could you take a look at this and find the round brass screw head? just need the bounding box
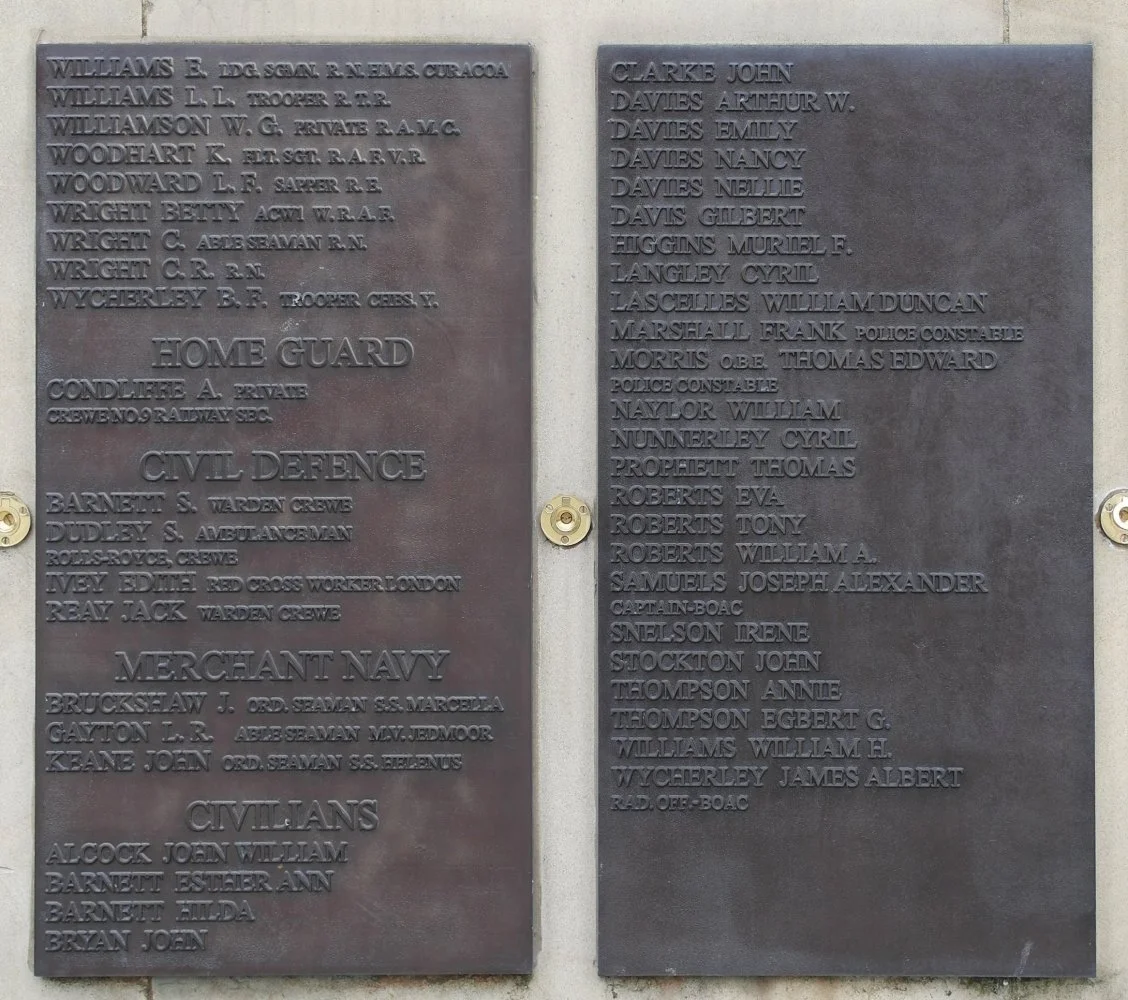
[0,492,31,547]
[540,494,592,547]
[1098,490,1128,545]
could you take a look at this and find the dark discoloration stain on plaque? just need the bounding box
[597,46,1092,977]
[36,43,532,976]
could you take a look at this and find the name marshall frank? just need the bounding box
[114,648,451,682]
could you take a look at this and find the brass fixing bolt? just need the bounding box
[540,494,592,547]
[1098,490,1128,545]
[0,492,31,548]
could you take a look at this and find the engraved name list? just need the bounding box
[597,45,1093,977]
[36,43,533,977]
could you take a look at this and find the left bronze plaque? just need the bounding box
[35,43,532,976]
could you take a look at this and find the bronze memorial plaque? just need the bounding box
[598,46,1093,976]
[36,43,532,976]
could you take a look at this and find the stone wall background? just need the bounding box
[1,1,1120,997]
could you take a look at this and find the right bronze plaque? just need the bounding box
[598,46,1093,977]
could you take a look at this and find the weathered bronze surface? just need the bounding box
[36,43,532,976]
[598,45,1093,977]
